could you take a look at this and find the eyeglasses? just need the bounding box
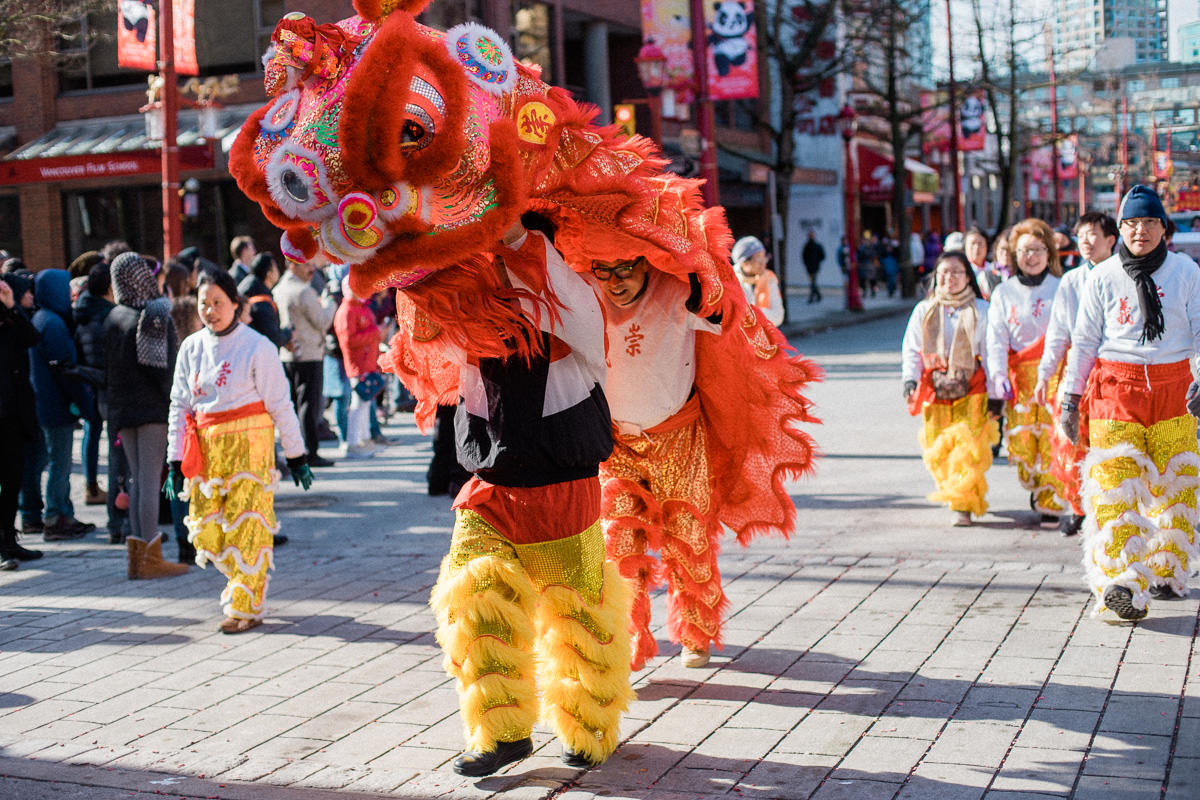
[591,263,638,280]
[1119,218,1162,231]
[1017,247,1048,257]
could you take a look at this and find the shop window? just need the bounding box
[0,196,19,258]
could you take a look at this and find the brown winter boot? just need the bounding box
[140,534,189,579]
[126,537,146,580]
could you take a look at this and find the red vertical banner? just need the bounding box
[173,0,198,76]
[117,0,157,71]
[704,0,758,100]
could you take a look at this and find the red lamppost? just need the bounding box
[839,104,864,312]
[634,39,667,146]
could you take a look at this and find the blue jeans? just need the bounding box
[82,418,101,484]
[42,425,76,523]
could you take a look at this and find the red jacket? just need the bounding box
[334,297,381,379]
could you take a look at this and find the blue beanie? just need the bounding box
[731,236,765,264]
[1118,184,1167,225]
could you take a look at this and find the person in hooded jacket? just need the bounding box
[28,269,96,541]
[0,274,42,568]
[105,253,189,580]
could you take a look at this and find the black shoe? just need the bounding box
[1,528,43,561]
[42,519,91,542]
[1150,584,1187,601]
[273,534,289,547]
[177,538,196,564]
[1059,514,1084,537]
[451,737,533,777]
[308,455,336,468]
[562,747,598,769]
[1103,585,1147,621]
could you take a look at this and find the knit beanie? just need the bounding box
[1117,184,1167,225]
[731,236,766,264]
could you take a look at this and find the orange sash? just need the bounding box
[181,401,268,479]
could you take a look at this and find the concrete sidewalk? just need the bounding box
[0,313,1195,800]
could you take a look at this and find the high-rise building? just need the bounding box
[1054,0,1168,71]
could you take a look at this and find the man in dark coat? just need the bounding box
[0,274,42,566]
[73,263,130,542]
[801,230,825,304]
[238,253,290,349]
[28,270,96,541]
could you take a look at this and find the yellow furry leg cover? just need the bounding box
[430,548,540,753]
[919,395,996,516]
[1144,415,1200,596]
[1079,431,1157,616]
[535,560,636,766]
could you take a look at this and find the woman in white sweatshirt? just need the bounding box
[165,270,313,633]
[985,218,1069,520]
[1060,185,1200,621]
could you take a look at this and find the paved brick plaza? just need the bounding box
[0,310,1196,800]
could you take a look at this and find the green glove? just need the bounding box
[286,456,314,491]
[162,461,184,501]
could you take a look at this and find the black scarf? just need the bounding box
[1119,240,1168,344]
[1016,268,1049,287]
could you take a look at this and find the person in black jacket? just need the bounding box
[237,253,290,350]
[105,253,188,579]
[0,275,42,567]
[73,263,115,509]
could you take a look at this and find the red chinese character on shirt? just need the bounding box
[624,323,644,357]
[215,361,232,387]
[1116,297,1132,325]
[1032,298,1046,319]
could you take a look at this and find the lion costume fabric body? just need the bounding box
[230,0,820,763]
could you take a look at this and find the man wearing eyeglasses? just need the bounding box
[1061,184,1200,621]
[585,248,819,671]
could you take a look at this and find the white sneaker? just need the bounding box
[345,443,376,459]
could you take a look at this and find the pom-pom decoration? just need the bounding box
[445,22,516,96]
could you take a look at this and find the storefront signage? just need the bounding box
[1,145,214,186]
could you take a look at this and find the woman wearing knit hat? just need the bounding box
[104,253,188,580]
[1060,184,1200,621]
[985,218,1070,522]
[732,236,785,326]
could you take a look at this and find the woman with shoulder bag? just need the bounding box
[985,218,1070,522]
[902,251,998,526]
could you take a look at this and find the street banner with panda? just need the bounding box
[705,1,758,100]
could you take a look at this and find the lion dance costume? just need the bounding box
[986,274,1070,516]
[901,289,997,519]
[1063,241,1200,619]
[226,0,812,767]
[580,203,820,671]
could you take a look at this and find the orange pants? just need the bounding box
[601,407,725,670]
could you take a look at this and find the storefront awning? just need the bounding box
[0,104,258,187]
[857,142,938,203]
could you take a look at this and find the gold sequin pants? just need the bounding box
[601,417,726,670]
[185,413,279,621]
[918,391,998,516]
[1082,415,1199,614]
[1007,359,1068,514]
[430,510,635,763]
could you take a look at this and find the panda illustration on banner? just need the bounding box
[708,1,752,78]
